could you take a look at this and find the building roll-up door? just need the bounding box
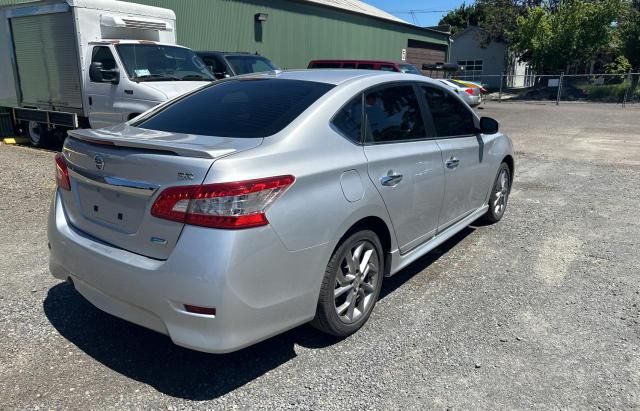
[10,12,83,112]
[406,39,447,77]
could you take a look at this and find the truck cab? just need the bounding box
[0,0,213,147]
[85,41,213,129]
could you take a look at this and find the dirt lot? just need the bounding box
[1,102,639,409]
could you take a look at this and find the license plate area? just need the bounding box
[77,182,147,234]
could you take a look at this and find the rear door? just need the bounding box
[362,83,445,254]
[418,85,487,230]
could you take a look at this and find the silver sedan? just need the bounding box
[48,70,513,353]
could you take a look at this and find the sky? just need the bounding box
[364,0,472,27]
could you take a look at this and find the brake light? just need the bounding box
[54,153,71,191]
[151,175,295,229]
[465,88,475,95]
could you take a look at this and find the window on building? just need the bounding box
[457,59,483,77]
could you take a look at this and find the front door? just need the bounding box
[363,83,445,254]
[419,85,487,230]
[85,46,126,128]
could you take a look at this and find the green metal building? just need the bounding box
[0,0,450,71]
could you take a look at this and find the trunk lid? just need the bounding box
[60,126,263,260]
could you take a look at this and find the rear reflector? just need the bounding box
[465,88,475,95]
[184,304,216,316]
[54,153,71,191]
[151,175,295,229]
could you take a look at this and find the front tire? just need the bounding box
[482,162,511,223]
[311,230,384,337]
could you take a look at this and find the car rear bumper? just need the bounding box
[48,192,328,353]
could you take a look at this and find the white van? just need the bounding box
[0,0,213,146]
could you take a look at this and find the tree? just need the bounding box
[511,0,622,73]
[619,0,640,70]
[438,3,484,35]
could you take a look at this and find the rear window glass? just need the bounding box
[136,79,334,138]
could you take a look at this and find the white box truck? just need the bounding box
[0,0,214,147]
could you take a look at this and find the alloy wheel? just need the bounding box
[333,240,380,324]
[493,168,509,217]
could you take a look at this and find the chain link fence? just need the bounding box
[453,73,640,106]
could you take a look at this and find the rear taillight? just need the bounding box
[151,175,295,229]
[54,153,71,191]
[465,88,475,95]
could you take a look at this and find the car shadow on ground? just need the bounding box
[43,226,476,401]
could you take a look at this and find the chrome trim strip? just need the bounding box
[68,168,159,198]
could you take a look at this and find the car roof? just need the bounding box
[243,69,436,86]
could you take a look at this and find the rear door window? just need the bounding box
[380,65,396,72]
[364,84,426,144]
[420,86,476,137]
[342,62,357,69]
[332,95,363,143]
[136,79,334,138]
[358,63,375,70]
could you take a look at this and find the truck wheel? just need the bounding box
[26,122,51,148]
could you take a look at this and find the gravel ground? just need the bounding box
[1,102,639,409]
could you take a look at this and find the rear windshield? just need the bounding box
[136,79,334,138]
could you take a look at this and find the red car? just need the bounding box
[308,59,422,75]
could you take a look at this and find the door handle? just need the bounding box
[380,171,403,186]
[445,157,460,169]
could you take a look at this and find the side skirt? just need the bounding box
[388,205,489,276]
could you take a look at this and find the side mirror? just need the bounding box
[89,62,103,82]
[479,117,499,134]
[108,68,120,85]
[89,62,120,85]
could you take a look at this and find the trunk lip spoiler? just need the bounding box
[66,129,236,159]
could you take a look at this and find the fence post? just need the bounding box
[499,72,504,103]
[622,70,632,108]
[556,72,564,106]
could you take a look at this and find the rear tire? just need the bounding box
[26,121,51,148]
[311,230,384,337]
[481,162,511,224]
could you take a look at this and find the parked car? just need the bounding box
[49,70,513,353]
[438,79,482,106]
[452,79,488,94]
[197,51,279,79]
[0,0,213,147]
[308,59,422,75]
